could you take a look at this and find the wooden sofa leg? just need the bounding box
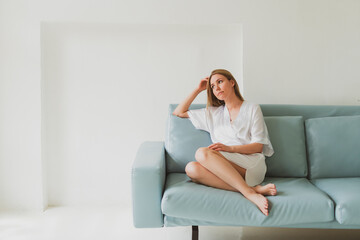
[192,225,199,240]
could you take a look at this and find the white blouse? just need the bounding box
[187,100,274,157]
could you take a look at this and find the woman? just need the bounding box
[172,69,277,216]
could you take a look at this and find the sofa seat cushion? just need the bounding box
[162,173,334,226]
[311,178,360,225]
[305,115,360,179]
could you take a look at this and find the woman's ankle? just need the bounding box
[242,187,257,197]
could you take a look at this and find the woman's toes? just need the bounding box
[269,184,277,196]
[263,208,269,216]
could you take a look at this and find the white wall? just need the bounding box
[1,0,360,210]
[41,22,242,206]
[243,1,360,104]
[0,0,43,210]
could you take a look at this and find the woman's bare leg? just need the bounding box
[185,161,277,195]
[186,161,239,191]
[192,147,271,215]
[227,161,277,196]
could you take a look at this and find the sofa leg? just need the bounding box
[192,225,199,240]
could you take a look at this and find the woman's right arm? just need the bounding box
[172,77,208,118]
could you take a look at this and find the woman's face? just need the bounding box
[209,74,234,101]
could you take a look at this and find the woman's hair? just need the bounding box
[206,69,244,108]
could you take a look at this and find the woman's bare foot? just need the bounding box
[252,183,277,196]
[245,192,269,216]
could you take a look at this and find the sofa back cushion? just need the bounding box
[165,105,308,177]
[264,116,307,177]
[165,105,212,173]
[305,115,360,179]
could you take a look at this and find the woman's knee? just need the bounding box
[195,147,213,163]
[195,147,220,164]
[185,161,202,180]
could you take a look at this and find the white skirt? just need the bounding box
[219,151,267,187]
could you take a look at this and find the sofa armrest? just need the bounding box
[132,141,166,228]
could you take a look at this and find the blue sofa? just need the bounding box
[132,104,360,239]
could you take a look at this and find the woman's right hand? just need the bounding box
[197,77,209,92]
[173,76,209,118]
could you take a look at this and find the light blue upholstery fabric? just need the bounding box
[264,116,307,177]
[311,178,360,225]
[260,104,360,120]
[305,115,360,179]
[165,105,212,173]
[132,141,166,228]
[161,173,334,226]
[133,104,360,230]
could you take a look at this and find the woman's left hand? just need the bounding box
[208,143,233,152]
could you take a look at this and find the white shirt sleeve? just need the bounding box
[187,108,210,132]
[249,104,271,146]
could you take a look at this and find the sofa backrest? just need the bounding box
[165,103,360,178]
[305,115,360,179]
[165,104,212,173]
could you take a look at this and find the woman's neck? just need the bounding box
[225,96,243,111]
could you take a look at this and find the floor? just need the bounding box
[1,206,360,240]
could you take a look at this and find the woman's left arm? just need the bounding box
[208,142,263,154]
